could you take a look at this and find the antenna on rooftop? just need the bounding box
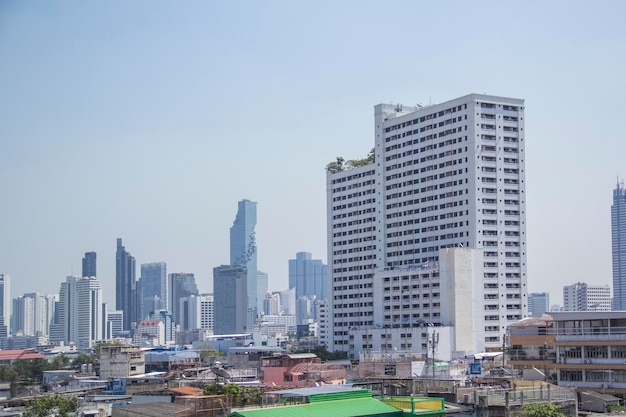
[394,103,403,113]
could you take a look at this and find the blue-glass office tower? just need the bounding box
[116,238,137,330]
[139,262,167,320]
[613,180,626,310]
[230,199,264,328]
[168,273,198,326]
[289,252,327,300]
[82,252,97,278]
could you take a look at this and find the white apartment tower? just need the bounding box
[563,282,611,311]
[327,94,527,354]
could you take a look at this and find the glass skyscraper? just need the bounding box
[230,199,262,328]
[82,252,97,278]
[612,180,626,310]
[116,238,136,330]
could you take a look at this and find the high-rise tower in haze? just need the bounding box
[49,276,104,349]
[82,252,97,278]
[0,274,9,341]
[327,94,527,354]
[168,273,198,326]
[139,262,167,320]
[613,180,626,310]
[230,199,264,328]
[116,238,137,330]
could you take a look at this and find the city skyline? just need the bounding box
[2,2,626,305]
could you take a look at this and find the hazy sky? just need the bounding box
[1,1,625,306]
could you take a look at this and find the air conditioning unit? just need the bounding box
[584,359,591,365]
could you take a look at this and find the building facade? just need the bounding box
[613,180,626,310]
[168,272,198,326]
[115,238,137,330]
[82,252,97,278]
[563,282,611,312]
[49,276,104,349]
[327,94,527,354]
[139,262,167,320]
[0,274,10,340]
[213,265,248,334]
[289,252,328,301]
[528,292,550,317]
[508,312,626,397]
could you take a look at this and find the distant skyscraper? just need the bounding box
[613,180,626,310]
[82,252,97,278]
[563,282,611,311]
[181,294,214,332]
[0,274,10,340]
[168,273,198,325]
[230,199,261,328]
[213,265,248,334]
[139,262,167,320]
[528,292,550,317]
[49,276,104,349]
[289,252,327,300]
[116,238,137,330]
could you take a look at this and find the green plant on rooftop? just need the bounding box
[520,403,566,417]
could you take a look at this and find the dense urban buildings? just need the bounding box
[115,238,137,330]
[138,262,167,320]
[82,251,97,278]
[326,94,527,355]
[613,180,626,310]
[528,292,550,317]
[563,282,611,311]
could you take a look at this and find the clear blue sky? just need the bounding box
[1,1,625,306]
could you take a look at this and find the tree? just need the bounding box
[520,403,566,417]
[70,353,96,370]
[23,394,81,417]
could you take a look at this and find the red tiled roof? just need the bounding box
[0,349,44,361]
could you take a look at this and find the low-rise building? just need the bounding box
[99,345,145,379]
[507,311,626,398]
[260,353,346,387]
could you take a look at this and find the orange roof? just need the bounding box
[0,349,44,361]
[169,386,204,396]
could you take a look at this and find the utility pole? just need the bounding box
[429,330,439,379]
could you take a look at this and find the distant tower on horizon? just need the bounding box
[528,292,550,317]
[230,199,265,328]
[82,252,97,278]
[289,252,328,301]
[564,282,611,311]
[0,274,10,342]
[613,179,626,310]
[168,272,198,326]
[116,238,137,330]
[49,276,104,349]
[139,262,167,320]
[213,265,248,334]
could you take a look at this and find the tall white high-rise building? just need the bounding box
[183,294,214,332]
[50,276,104,349]
[327,94,527,354]
[563,282,611,311]
[11,293,56,337]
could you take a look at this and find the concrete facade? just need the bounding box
[327,94,527,355]
[99,345,146,379]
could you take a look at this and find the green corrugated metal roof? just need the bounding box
[229,397,403,417]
